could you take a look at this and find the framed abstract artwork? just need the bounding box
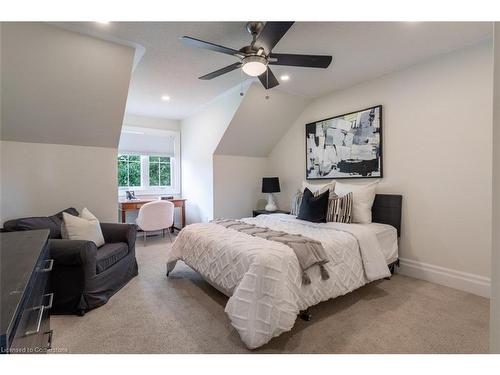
[305,105,383,179]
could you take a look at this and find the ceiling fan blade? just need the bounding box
[254,22,294,53]
[199,62,242,80]
[269,53,332,68]
[181,36,244,58]
[258,68,279,89]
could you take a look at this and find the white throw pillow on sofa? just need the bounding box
[334,181,379,224]
[62,208,105,247]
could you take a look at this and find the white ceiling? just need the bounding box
[55,22,492,120]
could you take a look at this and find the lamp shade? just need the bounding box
[262,177,280,193]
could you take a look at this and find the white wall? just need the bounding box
[181,86,245,223]
[268,43,493,294]
[491,23,500,353]
[210,83,310,219]
[0,23,134,223]
[0,141,117,222]
[213,155,268,219]
[123,113,180,131]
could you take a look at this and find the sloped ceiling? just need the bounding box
[215,83,310,157]
[53,22,491,119]
[0,22,135,148]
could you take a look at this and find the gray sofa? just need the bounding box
[3,208,138,315]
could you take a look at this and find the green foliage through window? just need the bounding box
[149,156,171,186]
[118,154,172,188]
[118,155,141,187]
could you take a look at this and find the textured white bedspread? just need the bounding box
[166,214,391,349]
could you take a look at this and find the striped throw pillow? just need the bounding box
[291,189,352,223]
[290,190,303,215]
[326,192,353,223]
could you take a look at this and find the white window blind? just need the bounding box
[118,127,176,157]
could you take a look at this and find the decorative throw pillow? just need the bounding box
[62,207,105,247]
[334,181,378,224]
[297,188,330,223]
[326,192,353,223]
[291,181,336,216]
[301,180,335,194]
[290,189,303,216]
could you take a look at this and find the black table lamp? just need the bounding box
[262,177,280,211]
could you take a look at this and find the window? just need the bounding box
[117,154,174,190]
[118,127,180,195]
[118,155,141,187]
[149,156,171,187]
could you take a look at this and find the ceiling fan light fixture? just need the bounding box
[181,22,331,91]
[241,55,268,77]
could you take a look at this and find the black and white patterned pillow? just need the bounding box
[326,192,353,223]
[291,190,352,223]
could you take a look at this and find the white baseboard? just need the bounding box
[396,258,490,298]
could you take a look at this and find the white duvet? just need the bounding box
[166,214,391,349]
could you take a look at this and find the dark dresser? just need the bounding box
[1,229,53,354]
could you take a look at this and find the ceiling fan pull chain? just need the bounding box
[240,69,244,96]
[265,69,270,100]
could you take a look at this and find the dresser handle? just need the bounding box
[45,329,53,350]
[41,259,54,272]
[25,305,45,336]
[43,292,54,309]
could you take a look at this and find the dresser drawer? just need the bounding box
[9,246,52,354]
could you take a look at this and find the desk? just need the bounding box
[118,198,187,230]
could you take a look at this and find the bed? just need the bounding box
[166,194,402,349]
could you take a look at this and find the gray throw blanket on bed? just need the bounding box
[213,219,330,285]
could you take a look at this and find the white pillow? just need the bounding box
[301,180,335,195]
[62,208,105,247]
[334,181,379,224]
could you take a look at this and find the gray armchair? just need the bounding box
[3,208,138,315]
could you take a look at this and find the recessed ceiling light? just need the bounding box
[161,95,171,102]
[96,21,110,25]
[280,75,290,81]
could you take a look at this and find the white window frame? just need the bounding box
[118,154,143,189]
[146,155,172,188]
[118,127,181,196]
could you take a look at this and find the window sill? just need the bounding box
[118,188,180,197]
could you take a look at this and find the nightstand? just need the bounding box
[252,209,290,217]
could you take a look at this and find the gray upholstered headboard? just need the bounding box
[371,194,403,237]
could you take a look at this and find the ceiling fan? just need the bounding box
[180,22,333,90]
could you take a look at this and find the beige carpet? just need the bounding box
[50,235,489,353]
